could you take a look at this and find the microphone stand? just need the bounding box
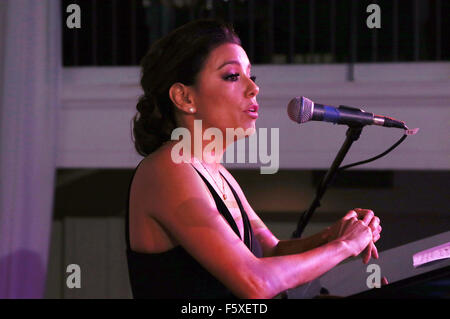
[292,125,363,238]
[285,125,363,299]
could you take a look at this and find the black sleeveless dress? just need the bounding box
[125,163,263,299]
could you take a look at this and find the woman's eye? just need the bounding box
[224,73,240,81]
[224,73,257,83]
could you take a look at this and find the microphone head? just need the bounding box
[287,96,314,124]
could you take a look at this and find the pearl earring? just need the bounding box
[189,107,196,113]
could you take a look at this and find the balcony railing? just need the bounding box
[62,0,448,67]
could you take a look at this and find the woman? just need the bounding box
[126,19,382,299]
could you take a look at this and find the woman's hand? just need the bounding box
[352,208,382,264]
[323,208,382,263]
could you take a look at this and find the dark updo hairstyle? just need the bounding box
[132,19,241,156]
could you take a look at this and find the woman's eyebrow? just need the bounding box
[217,60,251,71]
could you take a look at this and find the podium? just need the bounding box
[287,231,450,298]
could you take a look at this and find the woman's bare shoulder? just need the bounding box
[133,142,212,214]
[137,142,187,180]
[131,143,186,204]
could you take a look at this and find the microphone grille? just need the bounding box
[287,96,314,124]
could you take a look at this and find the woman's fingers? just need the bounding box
[362,211,374,226]
[354,208,374,225]
[369,216,380,232]
[362,226,374,264]
[343,210,358,220]
[371,225,382,243]
[371,242,379,259]
[373,232,381,243]
[354,208,382,244]
[361,242,380,264]
[362,245,371,264]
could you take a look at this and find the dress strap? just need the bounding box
[125,159,145,251]
[220,173,253,251]
[192,166,252,250]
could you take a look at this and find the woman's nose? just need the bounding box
[246,77,259,98]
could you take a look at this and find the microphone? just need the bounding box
[287,96,407,129]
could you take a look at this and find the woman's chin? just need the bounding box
[244,126,256,137]
[223,125,255,143]
[238,123,256,138]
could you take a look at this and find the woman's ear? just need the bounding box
[169,83,196,114]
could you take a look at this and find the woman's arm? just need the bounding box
[270,231,329,256]
[255,235,355,297]
[252,210,380,259]
[220,168,381,260]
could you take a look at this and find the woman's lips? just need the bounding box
[245,104,259,119]
[245,110,259,119]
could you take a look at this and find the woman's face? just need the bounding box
[191,43,260,137]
